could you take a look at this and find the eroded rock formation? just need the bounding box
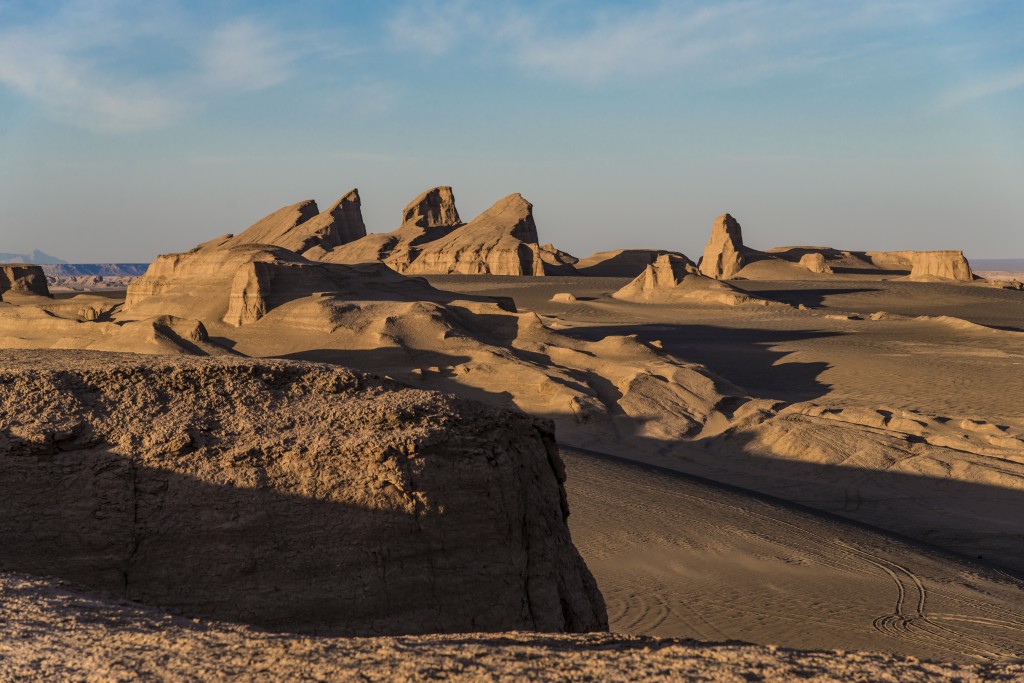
[226,190,368,257]
[799,252,833,274]
[698,214,746,280]
[0,350,607,636]
[123,240,422,327]
[405,194,551,276]
[0,264,50,298]
[614,253,755,306]
[868,250,974,282]
[318,188,576,276]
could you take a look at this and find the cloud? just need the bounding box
[201,19,294,93]
[940,66,1024,109]
[386,0,981,85]
[0,1,301,132]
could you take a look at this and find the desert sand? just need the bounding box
[1,192,1023,678]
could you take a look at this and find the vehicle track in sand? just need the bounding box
[562,447,1024,663]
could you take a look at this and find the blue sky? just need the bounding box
[0,0,1022,262]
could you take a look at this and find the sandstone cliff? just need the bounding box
[0,350,607,636]
[698,214,746,280]
[0,264,50,298]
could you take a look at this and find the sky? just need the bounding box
[0,0,1022,262]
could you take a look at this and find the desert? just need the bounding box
[2,181,1024,680]
[3,3,1024,680]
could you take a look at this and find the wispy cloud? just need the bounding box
[940,65,1024,108]
[387,0,981,84]
[0,1,305,132]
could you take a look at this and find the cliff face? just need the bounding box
[0,264,50,298]
[0,351,607,636]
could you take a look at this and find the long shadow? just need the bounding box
[733,286,883,308]
[558,323,840,402]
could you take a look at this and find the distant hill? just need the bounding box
[0,249,66,264]
[42,264,150,277]
[972,258,1024,271]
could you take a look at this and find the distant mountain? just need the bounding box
[0,249,67,264]
[42,264,150,277]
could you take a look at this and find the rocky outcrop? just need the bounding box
[799,252,833,274]
[614,253,755,306]
[226,190,368,257]
[319,186,464,269]
[123,240,424,327]
[403,186,462,229]
[866,250,974,282]
[318,188,575,276]
[698,214,746,280]
[0,351,607,636]
[0,264,50,298]
[404,194,563,276]
[575,250,684,277]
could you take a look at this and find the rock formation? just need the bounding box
[692,213,975,283]
[575,250,685,278]
[404,194,551,276]
[317,188,576,276]
[226,190,368,257]
[124,240,436,327]
[318,186,464,270]
[0,350,607,636]
[614,253,755,306]
[798,252,833,274]
[0,264,50,298]
[698,214,746,280]
[867,250,974,282]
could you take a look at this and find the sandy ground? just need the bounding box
[562,449,1024,663]
[5,272,1024,676]
[1,570,1021,682]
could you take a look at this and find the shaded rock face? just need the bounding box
[0,351,607,636]
[614,254,754,306]
[402,186,462,229]
[698,214,746,280]
[0,264,50,298]
[799,252,833,274]
[228,190,368,257]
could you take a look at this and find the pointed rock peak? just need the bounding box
[402,186,461,228]
[470,193,538,243]
[230,199,320,247]
[324,188,360,214]
[713,213,744,245]
[699,213,746,280]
